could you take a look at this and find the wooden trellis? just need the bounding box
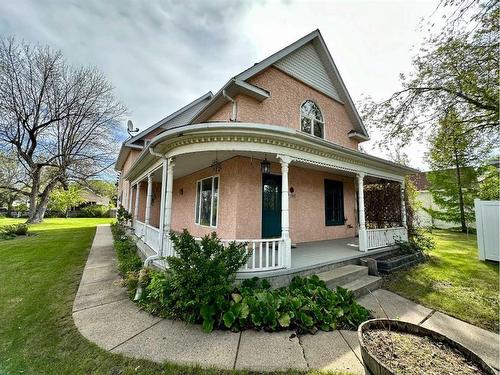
[364,180,402,229]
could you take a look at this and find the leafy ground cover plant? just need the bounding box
[133,229,370,334]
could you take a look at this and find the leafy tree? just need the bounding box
[48,185,84,217]
[478,165,500,200]
[0,38,125,223]
[86,180,117,203]
[362,0,498,151]
[425,168,479,231]
[426,111,493,232]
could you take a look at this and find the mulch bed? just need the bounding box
[363,329,487,375]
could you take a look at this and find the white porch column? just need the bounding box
[158,158,168,255]
[160,158,175,256]
[127,183,133,212]
[133,182,141,222]
[145,174,153,226]
[278,155,293,268]
[357,173,368,252]
[164,158,175,232]
[400,179,407,228]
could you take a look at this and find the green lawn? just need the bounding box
[0,218,350,375]
[384,230,499,332]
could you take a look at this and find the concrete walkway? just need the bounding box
[73,225,500,373]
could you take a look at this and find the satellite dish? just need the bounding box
[126,120,139,138]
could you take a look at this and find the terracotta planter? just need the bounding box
[358,319,496,375]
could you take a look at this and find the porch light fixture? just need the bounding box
[211,151,222,173]
[260,155,271,174]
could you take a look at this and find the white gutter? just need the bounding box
[222,89,237,121]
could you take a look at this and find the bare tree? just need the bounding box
[0,151,27,216]
[0,38,125,223]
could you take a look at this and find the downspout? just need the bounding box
[222,89,237,122]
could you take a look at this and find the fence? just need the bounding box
[474,199,499,261]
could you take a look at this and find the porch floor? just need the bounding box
[291,237,392,271]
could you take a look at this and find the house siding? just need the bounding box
[273,42,341,101]
[207,67,359,150]
[118,149,141,210]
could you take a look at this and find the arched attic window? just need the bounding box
[300,100,324,138]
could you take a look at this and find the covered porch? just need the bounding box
[121,123,412,275]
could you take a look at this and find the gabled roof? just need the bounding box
[191,29,369,139]
[115,92,212,171]
[127,91,213,146]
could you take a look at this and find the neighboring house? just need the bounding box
[115,30,416,279]
[79,189,110,207]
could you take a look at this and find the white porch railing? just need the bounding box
[132,221,288,272]
[225,238,286,273]
[366,227,407,250]
[144,224,160,252]
[134,220,146,239]
[133,220,161,253]
[159,236,286,272]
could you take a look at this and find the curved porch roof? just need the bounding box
[123,122,418,183]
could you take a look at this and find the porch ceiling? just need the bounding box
[171,151,275,179]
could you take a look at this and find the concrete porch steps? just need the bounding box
[316,265,382,298]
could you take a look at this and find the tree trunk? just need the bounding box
[27,168,41,221]
[454,150,467,233]
[26,174,59,224]
[6,198,13,217]
[28,190,51,223]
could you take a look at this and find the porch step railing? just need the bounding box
[366,227,407,250]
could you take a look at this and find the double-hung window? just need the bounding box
[195,176,219,227]
[324,179,344,226]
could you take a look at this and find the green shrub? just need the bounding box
[111,222,142,274]
[162,230,249,331]
[136,230,370,334]
[78,204,109,218]
[117,206,132,225]
[0,223,30,236]
[397,228,435,255]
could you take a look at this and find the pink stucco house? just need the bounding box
[115,30,415,281]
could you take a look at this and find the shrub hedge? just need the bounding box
[110,223,143,275]
[0,223,30,239]
[110,224,371,334]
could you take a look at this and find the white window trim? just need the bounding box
[194,175,220,228]
[300,100,325,139]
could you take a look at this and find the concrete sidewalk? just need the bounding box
[73,225,499,373]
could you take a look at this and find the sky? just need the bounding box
[0,0,440,170]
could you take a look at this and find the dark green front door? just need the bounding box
[262,174,282,238]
